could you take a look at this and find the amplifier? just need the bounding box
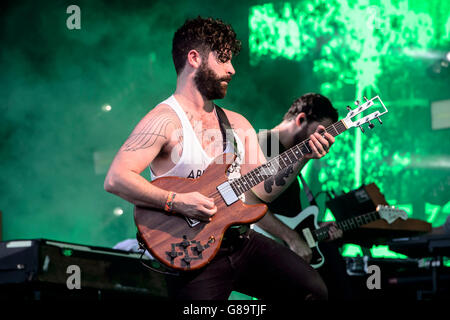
[326,183,388,220]
[0,238,168,300]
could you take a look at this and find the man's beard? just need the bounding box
[194,62,231,100]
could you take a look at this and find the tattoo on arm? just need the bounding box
[263,164,295,193]
[122,108,180,152]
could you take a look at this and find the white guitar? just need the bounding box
[252,205,408,268]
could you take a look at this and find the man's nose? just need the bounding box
[226,61,235,76]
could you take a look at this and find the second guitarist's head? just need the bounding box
[279,93,338,149]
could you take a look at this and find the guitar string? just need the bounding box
[205,121,346,200]
[230,121,345,196]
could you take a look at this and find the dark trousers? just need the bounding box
[165,229,328,300]
[317,241,354,301]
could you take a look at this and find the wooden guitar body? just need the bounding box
[134,154,268,271]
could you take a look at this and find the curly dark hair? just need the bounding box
[172,16,242,75]
[283,93,338,123]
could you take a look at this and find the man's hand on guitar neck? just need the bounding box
[320,221,343,241]
[249,125,335,204]
[173,192,217,222]
[303,125,335,160]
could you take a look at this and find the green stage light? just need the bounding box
[249,0,450,260]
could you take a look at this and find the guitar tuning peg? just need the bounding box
[355,100,360,106]
[346,105,352,111]
[359,125,365,133]
[376,116,383,125]
[368,120,374,129]
[363,96,368,102]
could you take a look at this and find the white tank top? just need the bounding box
[149,95,245,184]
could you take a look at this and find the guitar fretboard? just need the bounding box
[229,120,347,196]
[313,210,381,242]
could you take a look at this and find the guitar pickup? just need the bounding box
[217,181,239,205]
[302,228,317,248]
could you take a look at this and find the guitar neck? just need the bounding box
[229,120,348,196]
[313,210,381,242]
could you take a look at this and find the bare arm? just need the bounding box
[258,211,313,262]
[104,105,176,208]
[234,113,334,203]
[104,104,216,221]
[243,188,312,262]
[252,127,334,203]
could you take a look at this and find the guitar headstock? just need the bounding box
[342,96,388,133]
[377,205,408,224]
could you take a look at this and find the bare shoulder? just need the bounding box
[121,103,180,152]
[145,103,177,119]
[132,103,180,132]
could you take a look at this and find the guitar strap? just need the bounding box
[214,105,250,235]
[298,174,318,206]
[214,105,238,153]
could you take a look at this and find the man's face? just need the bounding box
[293,117,333,145]
[194,51,235,100]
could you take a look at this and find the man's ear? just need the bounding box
[295,113,306,127]
[187,49,203,69]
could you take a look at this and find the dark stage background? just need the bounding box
[1,0,449,268]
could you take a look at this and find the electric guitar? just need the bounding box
[252,205,408,268]
[134,96,388,271]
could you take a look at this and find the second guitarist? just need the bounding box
[254,93,353,301]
